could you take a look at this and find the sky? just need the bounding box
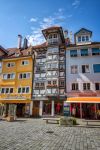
[0,0,100,48]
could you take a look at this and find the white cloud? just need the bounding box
[30,18,37,22]
[67,14,73,18]
[72,0,80,8]
[28,8,68,46]
[58,8,64,12]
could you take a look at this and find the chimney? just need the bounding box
[18,34,22,49]
[23,37,28,49]
[64,30,68,39]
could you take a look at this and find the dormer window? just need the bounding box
[75,28,92,45]
[86,36,89,41]
[82,36,85,42]
[78,36,90,43]
[78,36,81,42]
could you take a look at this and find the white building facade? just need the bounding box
[66,28,100,119]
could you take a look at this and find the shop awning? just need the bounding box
[66,97,100,103]
[0,99,31,104]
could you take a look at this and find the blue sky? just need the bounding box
[0,0,100,48]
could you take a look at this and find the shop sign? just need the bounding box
[63,101,70,117]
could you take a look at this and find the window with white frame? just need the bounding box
[95,83,100,90]
[3,73,15,79]
[72,83,78,90]
[60,64,65,70]
[21,60,29,65]
[92,48,100,55]
[60,80,65,87]
[60,72,65,77]
[47,71,58,76]
[19,73,31,79]
[1,88,13,94]
[82,65,90,73]
[7,62,15,68]
[40,90,45,95]
[78,35,90,42]
[59,89,64,94]
[18,87,30,93]
[83,83,90,90]
[71,65,78,74]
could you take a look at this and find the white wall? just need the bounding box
[66,49,100,93]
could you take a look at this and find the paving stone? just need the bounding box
[0,118,100,150]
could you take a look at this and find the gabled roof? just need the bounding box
[74,28,92,37]
[42,26,65,43]
[0,45,8,54]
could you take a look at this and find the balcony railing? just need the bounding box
[46,84,58,88]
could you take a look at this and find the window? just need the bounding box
[71,65,78,74]
[7,62,15,68]
[35,83,39,87]
[3,73,15,79]
[59,89,64,94]
[78,36,89,42]
[53,80,57,85]
[78,36,81,42]
[83,83,90,90]
[86,36,89,41]
[72,83,78,90]
[70,50,77,57]
[60,64,65,70]
[47,47,59,53]
[18,87,30,93]
[60,57,64,61]
[60,72,64,77]
[21,60,29,65]
[47,89,52,94]
[40,90,45,95]
[95,83,100,90]
[48,81,51,85]
[15,53,19,57]
[82,65,90,73]
[93,64,100,73]
[82,36,85,42]
[92,48,100,55]
[18,88,21,93]
[1,88,13,94]
[53,34,57,38]
[60,81,65,87]
[81,49,88,56]
[19,73,31,79]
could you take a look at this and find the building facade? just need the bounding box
[32,26,66,117]
[0,37,34,118]
[66,28,100,119]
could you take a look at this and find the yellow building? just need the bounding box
[0,46,34,118]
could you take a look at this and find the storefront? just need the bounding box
[0,99,31,119]
[67,97,100,119]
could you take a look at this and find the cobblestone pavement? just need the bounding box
[0,118,100,150]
